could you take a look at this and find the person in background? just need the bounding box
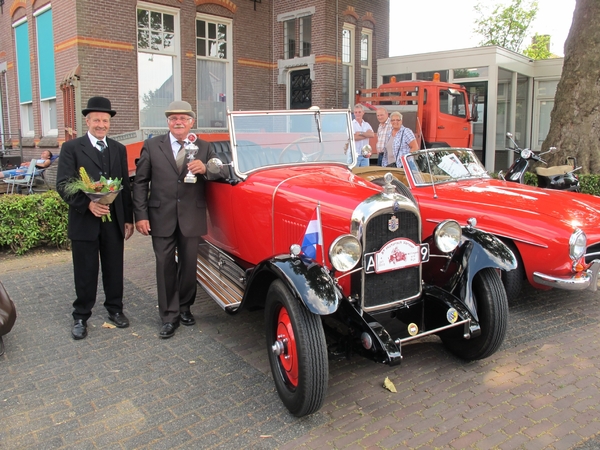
[375,107,392,166]
[56,96,134,340]
[381,111,419,168]
[351,104,374,167]
[133,101,221,339]
[0,150,53,178]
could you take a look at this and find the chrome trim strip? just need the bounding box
[395,319,471,345]
[532,260,600,292]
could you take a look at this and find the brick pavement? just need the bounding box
[1,233,600,449]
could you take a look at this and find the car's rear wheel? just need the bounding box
[265,279,328,417]
[441,268,508,360]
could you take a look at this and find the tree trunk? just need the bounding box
[544,0,600,174]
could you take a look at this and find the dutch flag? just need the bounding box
[301,205,323,260]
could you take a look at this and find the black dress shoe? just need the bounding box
[108,312,130,328]
[159,322,179,339]
[72,319,87,340]
[180,311,196,326]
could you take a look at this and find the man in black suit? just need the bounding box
[133,101,219,338]
[57,97,134,340]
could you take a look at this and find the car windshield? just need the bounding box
[404,148,490,186]
[228,109,354,176]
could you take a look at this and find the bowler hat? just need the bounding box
[164,100,196,119]
[82,96,117,117]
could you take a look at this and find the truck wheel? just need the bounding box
[265,279,328,417]
[500,240,524,302]
[441,268,508,360]
[371,177,417,204]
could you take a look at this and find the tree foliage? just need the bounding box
[543,0,600,174]
[474,0,538,52]
[523,33,552,60]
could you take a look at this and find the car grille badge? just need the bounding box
[388,215,399,232]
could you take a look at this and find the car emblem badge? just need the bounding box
[408,323,418,336]
[388,215,399,232]
[393,200,401,212]
[446,308,458,324]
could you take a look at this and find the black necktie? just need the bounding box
[176,140,186,171]
[97,140,106,152]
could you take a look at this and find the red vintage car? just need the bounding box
[200,108,515,417]
[354,148,600,300]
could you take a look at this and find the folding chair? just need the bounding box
[3,160,37,194]
[31,154,59,192]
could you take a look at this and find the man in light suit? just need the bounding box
[133,101,219,338]
[56,96,134,340]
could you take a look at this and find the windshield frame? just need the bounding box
[227,108,356,180]
[403,148,491,187]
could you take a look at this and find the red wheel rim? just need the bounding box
[275,305,298,387]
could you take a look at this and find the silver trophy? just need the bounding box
[183,141,198,183]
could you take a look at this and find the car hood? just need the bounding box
[414,178,600,238]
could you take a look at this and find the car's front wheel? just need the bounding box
[441,268,508,360]
[265,279,328,417]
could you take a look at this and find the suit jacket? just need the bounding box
[56,134,133,240]
[132,133,218,237]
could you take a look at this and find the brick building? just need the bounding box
[0,0,389,185]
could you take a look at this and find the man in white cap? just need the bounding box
[133,100,220,338]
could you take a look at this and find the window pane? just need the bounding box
[417,70,448,82]
[197,38,206,56]
[537,100,554,146]
[538,80,558,97]
[196,59,227,128]
[151,31,162,50]
[285,20,296,59]
[138,30,149,49]
[342,29,351,63]
[137,9,148,29]
[208,22,216,40]
[163,14,174,33]
[150,11,162,31]
[218,23,226,41]
[197,20,206,38]
[301,17,311,57]
[49,99,57,130]
[361,33,369,66]
[341,65,350,109]
[138,52,174,128]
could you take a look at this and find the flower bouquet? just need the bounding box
[61,167,122,222]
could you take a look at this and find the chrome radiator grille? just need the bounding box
[361,211,421,310]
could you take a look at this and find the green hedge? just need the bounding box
[0,191,69,255]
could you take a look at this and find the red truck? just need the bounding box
[355,73,478,150]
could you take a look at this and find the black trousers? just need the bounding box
[71,218,124,321]
[151,224,198,324]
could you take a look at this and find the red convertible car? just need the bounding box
[354,148,600,299]
[198,108,515,417]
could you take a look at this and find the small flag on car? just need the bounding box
[301,205,323,260]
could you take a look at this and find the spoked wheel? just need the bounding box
[265,280,328,417]
[441,268,508,360]
[278,136,325,163]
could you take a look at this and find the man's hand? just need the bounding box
[124,223,134,240]
[135,220,151,236]
[187,159,207,175]
[88,201,110,217]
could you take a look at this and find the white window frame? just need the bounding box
[284,19,295,59]
[195,13,233,129]
[342,23,355,109]
[532,78,559,151]
[136,1,181,129]
[299,16,311,58]
[360,28,372,90]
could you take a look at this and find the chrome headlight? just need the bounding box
[329,234,362,272]
[569,229,586,260]
[434,220,462,253]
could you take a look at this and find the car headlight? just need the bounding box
[569,228,586,260]
[434,220,462,253]
[329,235,362,272]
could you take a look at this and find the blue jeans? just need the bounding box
[377,153,384,166]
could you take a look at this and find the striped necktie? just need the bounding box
[176,140,186,171]
[97,140,106,152]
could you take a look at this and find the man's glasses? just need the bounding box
[390,119,402,122]
[167,116,193,123]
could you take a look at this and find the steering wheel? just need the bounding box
[278,136,325,163]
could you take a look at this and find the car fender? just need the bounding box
[244,255,340,315]
[425,227,516,319]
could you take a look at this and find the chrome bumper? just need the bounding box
[533,260,600,291]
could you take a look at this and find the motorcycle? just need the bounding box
[499,132,581,192]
